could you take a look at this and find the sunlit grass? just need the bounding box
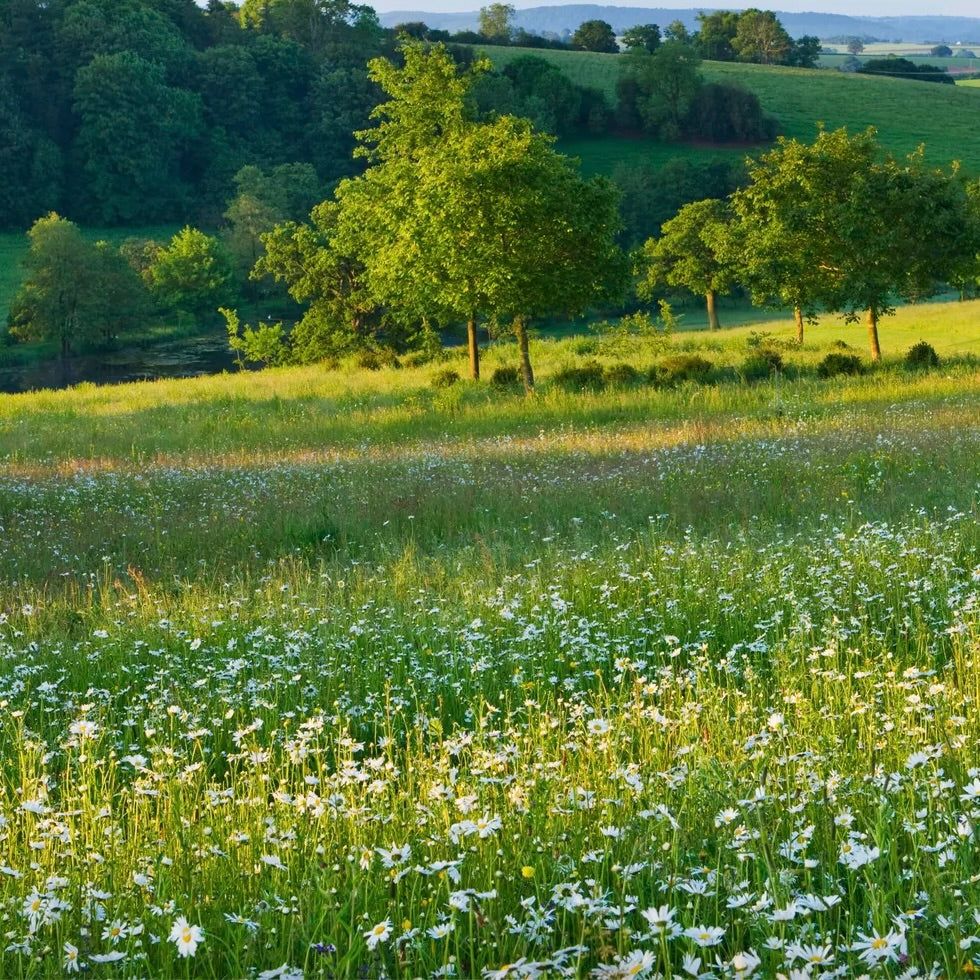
[0,324,977,977]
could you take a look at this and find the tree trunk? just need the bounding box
[866,307,882,362]
[794,306,804,345]
[467,317,480,380]
[513,315,534,394]
[706,290,720,331]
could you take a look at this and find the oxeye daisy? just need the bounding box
[169,916,204,957]
[364,918,391,950]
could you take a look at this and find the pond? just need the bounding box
[0,332,240,394]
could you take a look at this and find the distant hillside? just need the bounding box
[481,46,980,176]
[379,6,980,43]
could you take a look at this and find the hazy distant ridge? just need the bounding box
[379,7,980,43]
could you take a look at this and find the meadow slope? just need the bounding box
[0,326,977,977]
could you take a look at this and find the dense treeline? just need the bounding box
[0,0,391,229]
[0,0,813,232]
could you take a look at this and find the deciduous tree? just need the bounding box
[478,3,514,42]
[144,227,235,323]
[571,19,618,53]
[621,24,661,53]
[640,199,735,330]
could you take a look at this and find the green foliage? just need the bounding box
[618,41,702,140]
[640,198,736,331]
[255,202,380,360]
[72,51,202,224]
[490,364,521,387]
[739,344,784,382]
[731,9,792,65]
[860,57,954,84]
[144,227,235,322]
[817,351,864,377]
[603,361,641,385]
[726,126,980,358]
[905,339,940,369]
[551,359,607,390]
[8,213,146,356]
[430,366,460,388]
[0,77,63,230]
[222,307,290,367]
[332,41,627,387]
[684,81,779,143]
[621,24,661,54]
[612,157,745,250]
[590,309,672,357]
[478,3,514,41]
[650,352,713,384]
[570,19,618,54]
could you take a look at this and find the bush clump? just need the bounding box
[649,354,713,386]
[490,365,521,388]
[817,351,864,378]
[430,367,460,388]
[739,346,784,382]
[357,348,401,370]
[604,362,642,386]
[552,360,607,391]
[905,340,940,369]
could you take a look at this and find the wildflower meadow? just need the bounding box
[0,340,978,978]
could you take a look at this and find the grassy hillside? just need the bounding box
[483,46,980,172]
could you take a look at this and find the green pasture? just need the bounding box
[485,45,980,172]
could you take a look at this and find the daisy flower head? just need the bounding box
[849,928,906,966]
[364,918,392,950]
[169,916,204,957]
[69,719,99,740]
[63,942,81,974]
[591,949,657,977]
[684,924,726,947]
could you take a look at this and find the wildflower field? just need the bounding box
[0,332,978,979]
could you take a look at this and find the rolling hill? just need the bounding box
[380,7,980,44]
[481,46,980,174]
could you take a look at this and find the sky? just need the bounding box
[371,0,980,17]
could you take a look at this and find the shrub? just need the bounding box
[552,360,607,391]
[905,340,940,369]
[817,352,864,378]
[431,367,460,388]
[649,354,713,386]
[739,346,784,383]
[490,365,521,388]
[356,348,402,371]
[356,350,381,371]
[604,362,642,386]
[571,338,600,356]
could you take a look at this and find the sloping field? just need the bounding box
[483,46,980,171]
[0,337,977,977]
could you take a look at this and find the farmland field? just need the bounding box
[0,319,978,977]
[482,46,980,174]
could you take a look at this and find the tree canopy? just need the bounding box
[726,126,980,356]
[256,41,627,385]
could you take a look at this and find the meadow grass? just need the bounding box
[0,316,978,976]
